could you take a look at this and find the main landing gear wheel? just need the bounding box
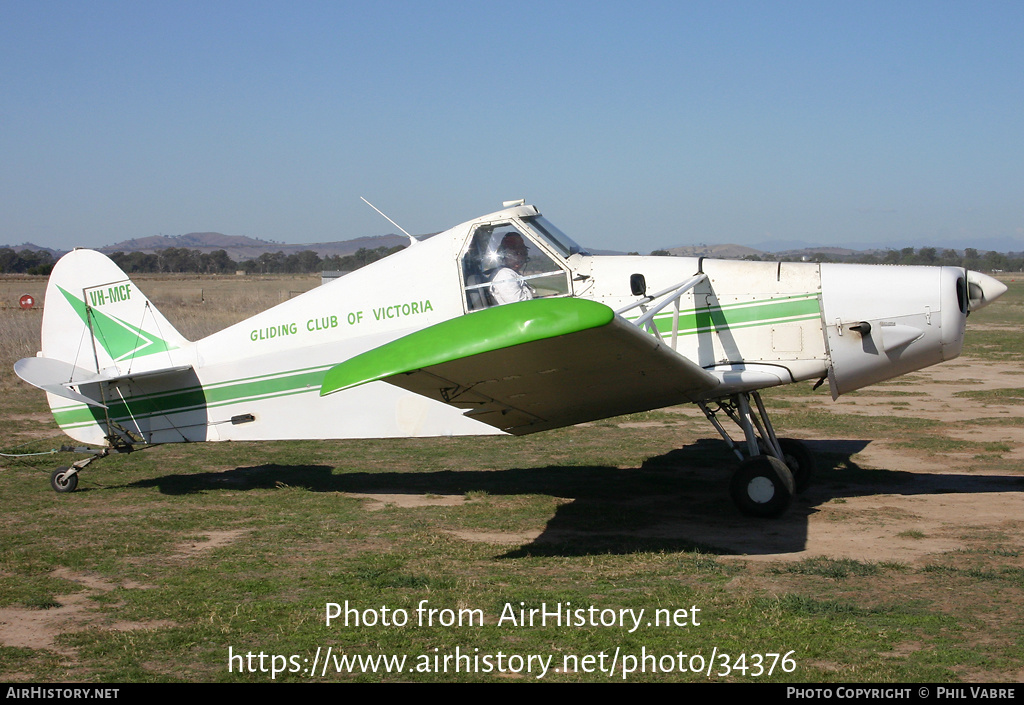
[50,467,79,493]
[778,438,815,494]
[730,456,794,518]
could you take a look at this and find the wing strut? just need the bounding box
[615,272,708,351]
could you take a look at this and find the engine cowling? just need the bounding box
[820,265,1005,398]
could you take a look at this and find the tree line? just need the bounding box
[2,243,1020,275]
[0,245,405,275]
[647,246,1021,271]
[0,248,56,275]
[744,246,1022,271]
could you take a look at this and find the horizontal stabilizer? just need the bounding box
[322,298,719,435]
[14,358,108,408]
[15,356,193,409]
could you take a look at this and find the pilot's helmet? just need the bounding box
[498,233,528,269]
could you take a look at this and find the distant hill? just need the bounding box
[100,232,269,252]
[97,232,411,262]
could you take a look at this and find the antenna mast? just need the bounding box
[360,197,417,246]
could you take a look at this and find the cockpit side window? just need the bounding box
[460,222,570,311]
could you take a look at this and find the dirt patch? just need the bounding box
[7,413,57,425]
[3,412,68,440]
[0,534,247,657]
[770,357,1024,560]
[171,529,249,558]
[447,529,545,545]
[0,569,168,655]
[344,493,467,510]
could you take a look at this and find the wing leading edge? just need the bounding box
[321,298,719,435]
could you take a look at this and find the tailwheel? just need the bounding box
[48,448,110,493]
[50,466,79,493]
[730,455,794,518]
[778,438,815,494]
[38,421,138,497]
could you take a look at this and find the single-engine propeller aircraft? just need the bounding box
[15,200,1008,517]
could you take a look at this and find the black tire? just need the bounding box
[730,455,794,518]
[778,438,815,494]
[50,467,78,493]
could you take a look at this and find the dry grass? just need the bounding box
[0,273,319,380]
[137,274,320,339]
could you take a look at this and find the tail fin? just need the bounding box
[39,249,190,376]
[16,250,204,446]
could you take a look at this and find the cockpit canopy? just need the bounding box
[459,212,586,312]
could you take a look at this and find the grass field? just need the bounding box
[0,273,1021,682]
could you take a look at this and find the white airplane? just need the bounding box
[14,200,1008,517]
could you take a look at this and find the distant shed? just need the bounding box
[321,270,351,286]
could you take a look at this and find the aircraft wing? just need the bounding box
[321,298,719,435]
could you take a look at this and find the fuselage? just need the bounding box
[39,203,1005,447]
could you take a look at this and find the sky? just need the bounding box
[2,1,1023,253]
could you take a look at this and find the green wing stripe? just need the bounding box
[321,298,615,396]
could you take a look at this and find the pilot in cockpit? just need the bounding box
[489,233,536,305]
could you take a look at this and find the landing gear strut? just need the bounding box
[777,437,815,494]
[699,391,814,518]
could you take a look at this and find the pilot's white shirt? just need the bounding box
[490,267,535,305]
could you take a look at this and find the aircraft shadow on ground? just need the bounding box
[128,438,1024,557]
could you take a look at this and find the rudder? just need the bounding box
[40,249,190,376]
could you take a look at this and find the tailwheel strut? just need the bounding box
[698,390,814,517]
[48,428,139,494]
[49,448,109,494]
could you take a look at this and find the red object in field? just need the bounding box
[19,294,34,309]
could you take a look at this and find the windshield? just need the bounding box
[523,216,590,258]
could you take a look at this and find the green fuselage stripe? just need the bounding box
[629,294,821,336]
[52,366,332,430]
